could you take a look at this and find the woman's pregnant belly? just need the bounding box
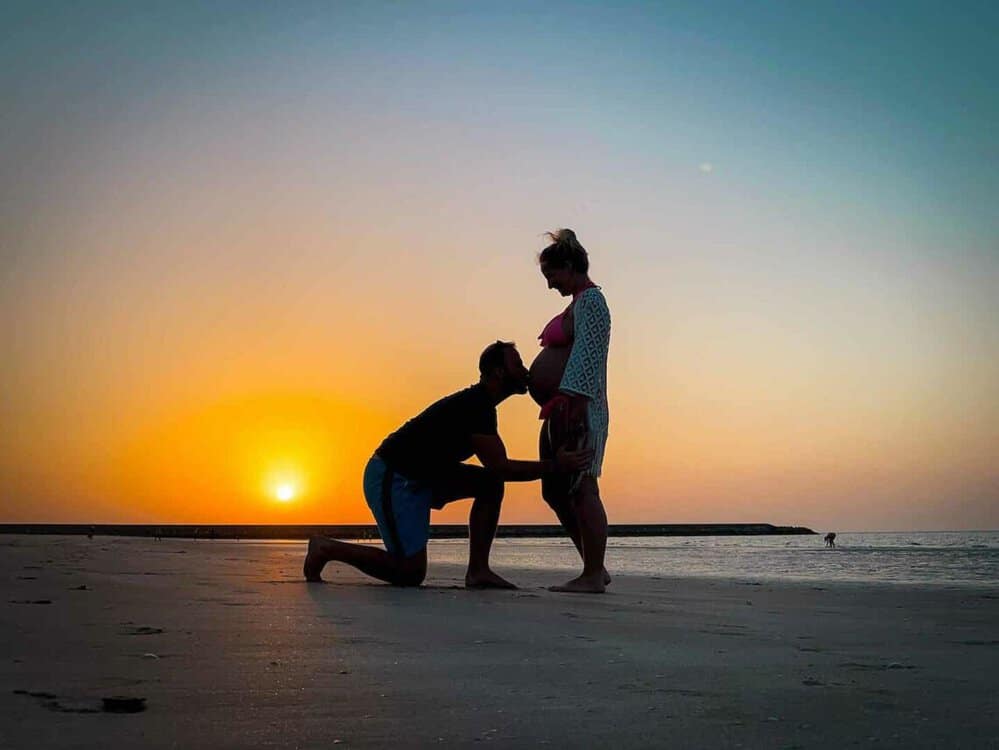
[528,347,571,407]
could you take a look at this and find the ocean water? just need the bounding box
[426,531,999,588]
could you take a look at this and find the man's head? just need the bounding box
[479,340,530,396]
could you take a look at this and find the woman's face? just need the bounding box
[540,260,574,297]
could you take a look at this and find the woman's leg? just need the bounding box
[541,423,583,543]
[540,417,584,548]
[541,418,610,588]
[550,476,607,593]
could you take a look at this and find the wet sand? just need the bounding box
[2,535,997,748]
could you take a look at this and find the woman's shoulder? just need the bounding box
[577,286,609,310]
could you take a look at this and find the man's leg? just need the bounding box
[304,537,426,586]
[432,465,515,589]
[305,455,429,586]
[550,477,608,594]
[465,474,516,589]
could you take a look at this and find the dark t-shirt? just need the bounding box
[376,384,498,479]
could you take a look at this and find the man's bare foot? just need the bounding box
[464,569,517,590]
[303,536,327,582]
[549,574,606,594]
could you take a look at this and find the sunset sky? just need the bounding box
[2,2,997,531]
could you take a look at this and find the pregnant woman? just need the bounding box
[529,229,611,593]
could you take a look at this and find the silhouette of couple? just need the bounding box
[304,230,611,593]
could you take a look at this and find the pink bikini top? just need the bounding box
[537,282,597,349]
[539,313,570,348]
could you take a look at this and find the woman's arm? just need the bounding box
[559,289,611,423]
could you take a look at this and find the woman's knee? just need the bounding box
[542,482,564,510]
[542,480,572,515]
[576,476,600,502]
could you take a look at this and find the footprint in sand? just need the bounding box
[698,628,747,637]
[121,625,164,636]
[953,639,999,646]
[839,662,915,671]
[13,690,101,714]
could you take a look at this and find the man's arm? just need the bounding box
[470,433,591,482]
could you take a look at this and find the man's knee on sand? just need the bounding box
[391,550,428,587]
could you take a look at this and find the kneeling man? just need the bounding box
[304,341,592,589]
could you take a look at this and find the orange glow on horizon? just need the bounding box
[105,392,399,524]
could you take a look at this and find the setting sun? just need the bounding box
[263,460,307,506]
[275,484,296,502]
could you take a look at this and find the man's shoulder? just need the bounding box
[450,384,496,420]
[428,384,492,414]
[438,383,483,403]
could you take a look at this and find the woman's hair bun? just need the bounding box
[556,228,577,245]
[545,228,578,247]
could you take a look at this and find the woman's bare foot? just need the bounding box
[550,573,606,594]
[465,569,518,590]
[303,536,328,582]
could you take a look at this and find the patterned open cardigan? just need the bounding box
[559,286,611,477]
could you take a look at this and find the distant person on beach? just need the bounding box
[303,341,593,589]
[528,229,612,593]
[825,532,836,548]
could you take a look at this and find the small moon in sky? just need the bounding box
[699,162,714,173]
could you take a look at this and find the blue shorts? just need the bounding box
[363,454,500,558]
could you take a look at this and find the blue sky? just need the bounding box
[2,2,997,528]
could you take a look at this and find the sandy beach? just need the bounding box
[2,535,997,749]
